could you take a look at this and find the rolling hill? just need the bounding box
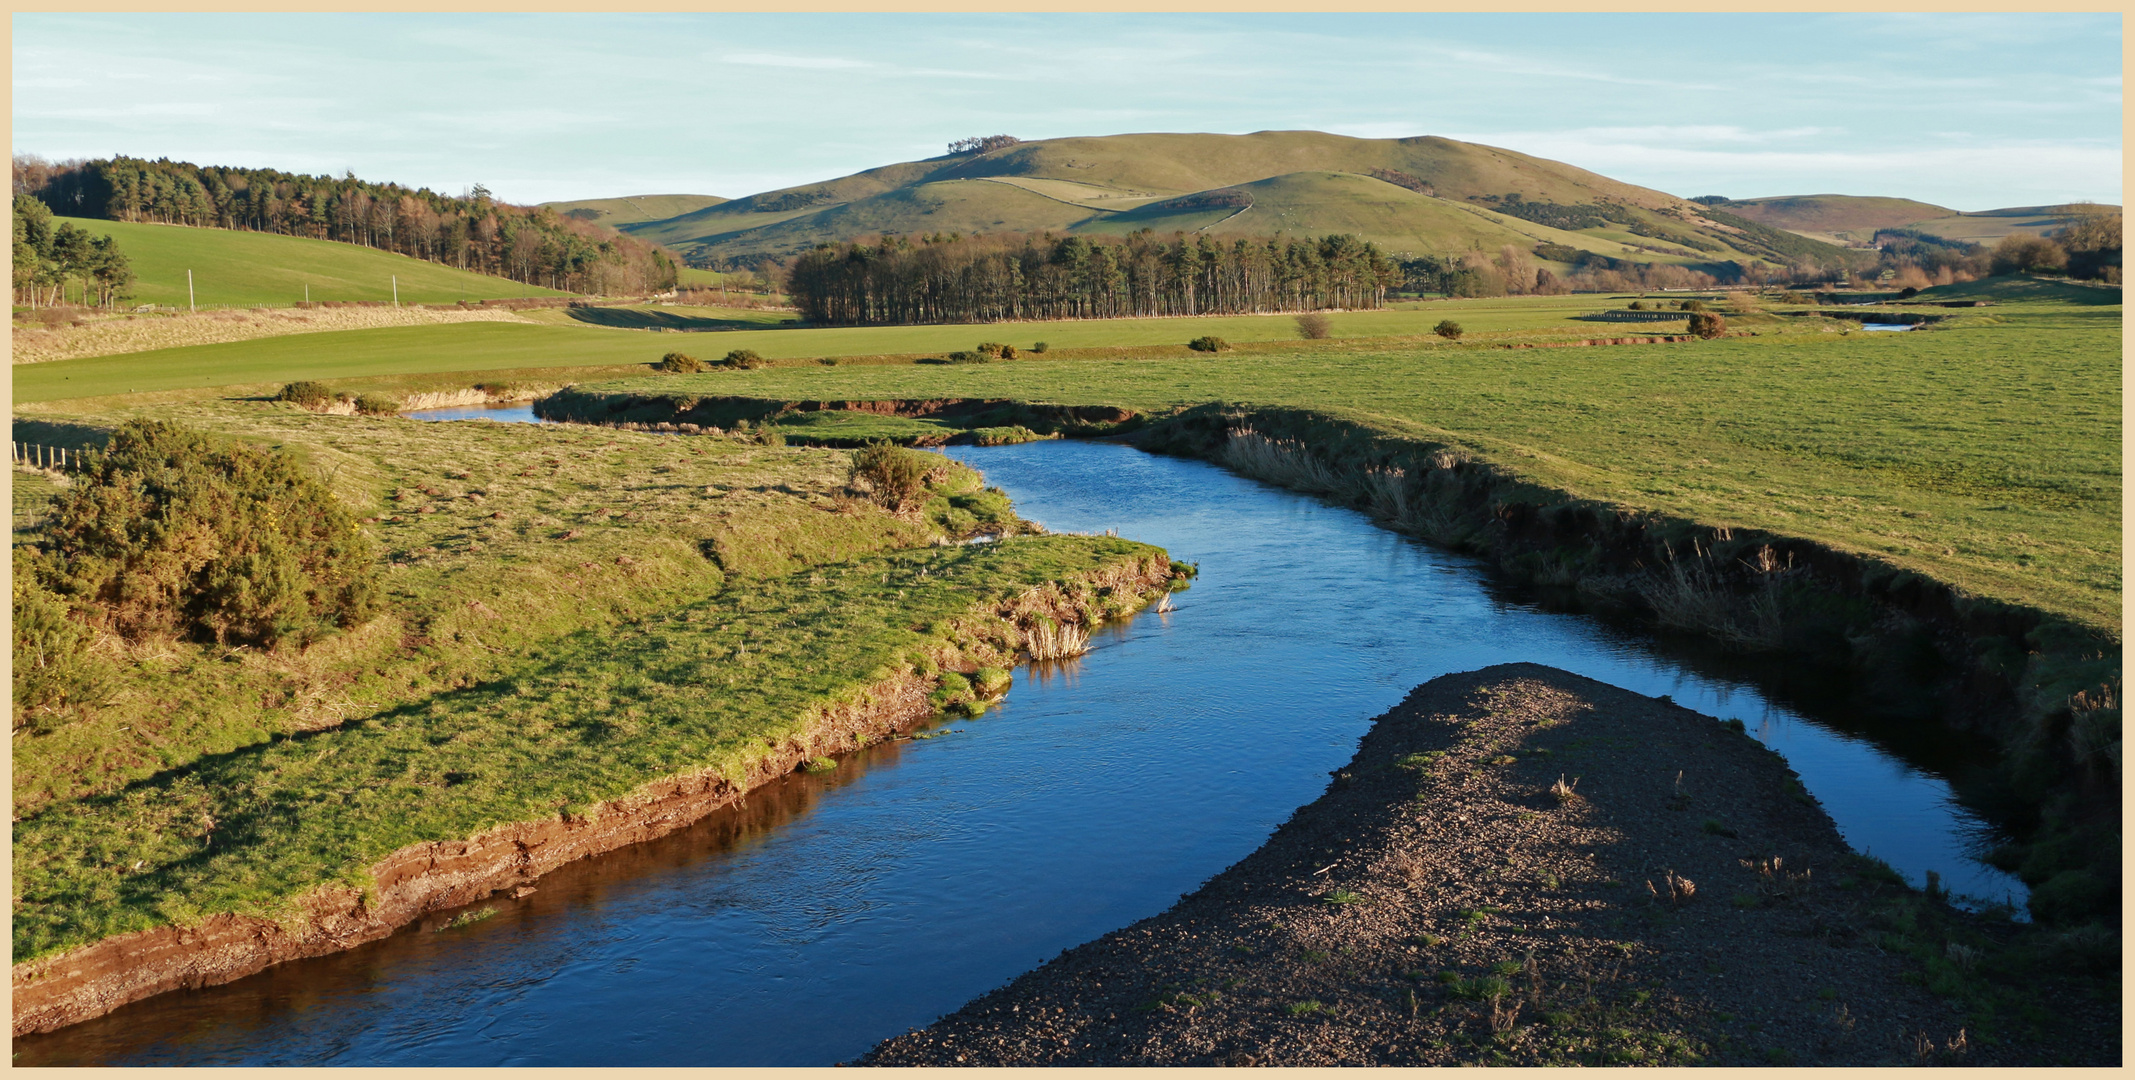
[1711,196,2120,247]
[1711,195,1956,244]
[57,217,571,308]
[538,193,728,226]
[613,130,1872,272]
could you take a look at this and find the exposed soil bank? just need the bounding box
[11,555,1177,1036]
[859,665,2117,1067]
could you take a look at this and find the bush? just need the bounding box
[1688,312,1728,339]
[851,440,935,513]
[946,350,988,364]
[1187,336,1229,352]
[722,349,766,370]
[474,381,515,396]
[12,572,113,733]
[998,344,1018,359]
[660,351,705,373]
[353,393,402,416]
[28,420,379,649]
[276,381,336,409]
[975,342,1009,358]
[1681,299,1708,312]
[1030,341,1049,354]
[1990,234,2068,276]
[1897,286,1920,299]
[1627,301,1645,311]
[1295,313,1331,339]
[1433,320,1463,340]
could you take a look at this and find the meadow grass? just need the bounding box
[13,294,1700,404]
[569,300,2121,635]
[50,217,568,309]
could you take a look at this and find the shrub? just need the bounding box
[353,393,402,416]
[946,350,988,364]
[473,381,515,397]
[722,349,766,370]
[1295,313,1331,339]
[1187,335,1229,352]
[1433,320,1463,340]
[12,572,113,733]
[28,420,380,649]
[1681,299,1708,312]
[998,344,1018,360]
[660,351,705,373]
[1628,300,1645,311]
[276,381,336,409]
[1990,234,2068,276]
[850,440,934,512]
[975,342,1009,358]
[1030,341,1049,354]
[1897,286,1921,299]
[1688,312,1728,339]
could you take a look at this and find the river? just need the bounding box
[15,432,2023,1066]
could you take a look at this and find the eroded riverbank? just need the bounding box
[860,664,2114,1067]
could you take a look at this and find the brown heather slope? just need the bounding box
[859,665,2117,1067]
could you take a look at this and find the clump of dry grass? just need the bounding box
[1024,618,1090,661]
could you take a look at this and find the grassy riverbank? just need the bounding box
[11,400,1175,973]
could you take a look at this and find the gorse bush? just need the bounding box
[850,440,936,513]
[276,381,336,409]
[353,393,402,416]
[1187,336,1229,352]
[975,342,1009,358]
[660,351,705,374]
[27,420,380,649]
[1295,313,1332,339]
[1688,312,1728,339]
[723,349,766,370]
[946,350,988,364]
[12,574,113,733]
[1433,319,1464,340]
[1030,341,1049,354]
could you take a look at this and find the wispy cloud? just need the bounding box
[720,52,870,70]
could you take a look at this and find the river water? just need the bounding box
[17,434,2023,1066]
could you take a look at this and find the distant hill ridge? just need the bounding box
[603,130,1875,274]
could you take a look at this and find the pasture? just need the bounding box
[50,217,569,309]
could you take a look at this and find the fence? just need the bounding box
[1572,310,1695,323]
[14,442,86,472]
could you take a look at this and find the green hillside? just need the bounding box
[1903,205,2118,245]
[539,193,727,226]
[54,218,570,309]
[616,130,1866,271]
[1915,273,2124,306]
[1716,194,1955,242]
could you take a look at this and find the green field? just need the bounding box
[50,217,571,309]
[12,295,1687,403]
[566,300,2121,637]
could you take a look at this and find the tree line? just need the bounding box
[14,155,679,295]
[786,230,1401,326]
[12,195,131,308]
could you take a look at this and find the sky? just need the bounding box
[13,13,2123,210]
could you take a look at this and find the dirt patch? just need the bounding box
[859,664,2107,1066]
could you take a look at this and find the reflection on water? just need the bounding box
[399,403,542,423]
[17,439,2023,1067]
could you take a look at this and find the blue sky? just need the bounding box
[14,13,2122,210]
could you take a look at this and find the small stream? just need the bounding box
[16,432,2023,1066]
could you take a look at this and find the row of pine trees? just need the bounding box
[13,196,131,308]
[786,231,1401,326]
[18,156,678,295]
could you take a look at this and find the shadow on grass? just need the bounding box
[565,307,803,332]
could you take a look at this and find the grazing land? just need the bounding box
[861,665,2114,1066]
[558,297,2123,637]
[14,295,1691,403]
[537,193,727,225]
[48,217,570,309]
[13,304,534,365]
